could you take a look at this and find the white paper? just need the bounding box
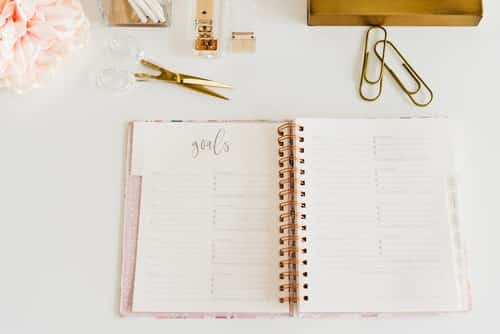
[131,122,287,314]
[296,118,465,314]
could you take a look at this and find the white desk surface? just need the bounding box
[0,0,498,333]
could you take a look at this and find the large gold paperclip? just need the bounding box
[359,26,387,102]
[374,40,434,107]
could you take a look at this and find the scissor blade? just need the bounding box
[183,84,229,100]
[134,73,159,81]
[182,78,232,89]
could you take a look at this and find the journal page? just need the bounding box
[129,121,288,315]
[296,118,467,314]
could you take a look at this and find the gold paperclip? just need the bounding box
[359,26,387,102]
[374,40,433,107]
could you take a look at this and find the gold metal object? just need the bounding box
[308,0,483,26]
[373,40,434,107]
[134,59,231,100]
[359,26,387,102]
[277,121,309,304]
[231,32,256,53]
[195,0,218,52]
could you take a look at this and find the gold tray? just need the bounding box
[307,0,483,26]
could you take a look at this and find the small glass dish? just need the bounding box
[93,32,143,94]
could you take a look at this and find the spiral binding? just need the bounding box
[277,122,308,304]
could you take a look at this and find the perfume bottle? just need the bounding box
[193,0,222,57]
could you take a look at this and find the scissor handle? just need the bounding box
[135,59,179,81]
[140,59,165,72]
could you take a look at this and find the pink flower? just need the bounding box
[0,0,89,92]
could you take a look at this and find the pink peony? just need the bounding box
[0,0,89,92]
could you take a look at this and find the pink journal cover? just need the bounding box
[119,120,471,319]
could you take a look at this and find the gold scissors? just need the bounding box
[134,59,231,100]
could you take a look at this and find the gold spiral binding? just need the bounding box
[279,212,294,222]
[279,247,296,257]
[279,296,299,304]
[279,200,298,210]
[277,122,298,135]
[279,168,295,177]
[279,156,304,167]
[277,121,308,304]
[280,283,298,292]
[278,146,294,157]
[279,189,294,199]
[279,235,300,244]
[277,135,299,144]
[279,259,298,268]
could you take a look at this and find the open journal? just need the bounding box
[120,119,470,318]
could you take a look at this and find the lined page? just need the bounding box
[297,119,465,314]
[130,122,287,314]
